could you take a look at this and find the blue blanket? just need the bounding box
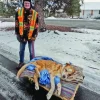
[29,56,54,62]
[29,56,61,64]
[26,64,36,71]
[39,69,60,85]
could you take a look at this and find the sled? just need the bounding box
[34,80,80,100]
[19,56,84,100]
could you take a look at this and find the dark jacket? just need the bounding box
[15,8,39,42]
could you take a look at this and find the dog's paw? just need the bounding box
[15,76,20,82]
[56,83,61,96]
[56,89,61,96]
[46,93,52,100]
[35,84,39,90]
[55,88,61,96]
[35,86,39,90]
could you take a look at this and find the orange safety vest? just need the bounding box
[18,8,38,39]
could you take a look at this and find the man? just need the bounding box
[15,0,39,70]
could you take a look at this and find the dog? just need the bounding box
[17,60,75,100]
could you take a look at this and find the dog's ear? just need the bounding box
[66,62,72,66]
[66,63,70,66]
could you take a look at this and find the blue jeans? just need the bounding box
[19,41,35,63]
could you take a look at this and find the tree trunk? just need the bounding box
[35,0,46,30]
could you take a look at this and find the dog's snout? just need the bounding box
[63,75,66,78]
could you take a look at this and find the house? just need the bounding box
[80,2,100,18]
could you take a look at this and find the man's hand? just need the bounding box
[31,37,36,41]
[28,37,36,42]
[16,35,27,42]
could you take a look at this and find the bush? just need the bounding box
[0,2,16,17]
[4,6,16,17]
[0,2,5,16]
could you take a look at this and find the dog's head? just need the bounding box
[62,63,75,79]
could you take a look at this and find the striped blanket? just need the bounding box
[20,69,79,100]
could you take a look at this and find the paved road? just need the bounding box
[0,18,100,30]
[0,54,100,100]
[75,86,100,100]
[45,19,100,30]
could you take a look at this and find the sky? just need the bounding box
[84,0,100,2]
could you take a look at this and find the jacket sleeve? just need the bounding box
[35,14,39,29]
[15,11,19,35]
[32,14,39,38]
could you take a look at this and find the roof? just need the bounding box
[81,2,100,10]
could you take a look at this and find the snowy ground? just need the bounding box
[0,65,32,100]
[0,21,100,94]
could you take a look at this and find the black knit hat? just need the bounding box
[23,0,31,3]
[23,0,32,8]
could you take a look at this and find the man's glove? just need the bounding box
[31,37,36,41]
[17,35,26,42]
[20,35,23,41]
[28,37,36,42]
[16,35,21,42]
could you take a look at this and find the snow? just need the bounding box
[45,17,98,21]
[0,21,14,28]
[0,65,32,99]
[46,16,57,19]
[0,22,100,94]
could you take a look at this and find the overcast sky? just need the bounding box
[84,0,100,2]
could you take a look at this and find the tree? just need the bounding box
[43,0,65,17]
[43,0,83,18]
[0,1,16,17]
[0,2,5,16]
[64,0,81,18]
[4,5,16,17]
[35,0,46,30]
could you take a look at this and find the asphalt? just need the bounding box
[0,54,100,100]
[45,19,100,30]
[75,86,100,100]
[0,18,100,30]
[0,54,18,74]
[0,94,6,100]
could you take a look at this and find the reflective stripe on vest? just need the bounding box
[18,8,38,39]
[18,8,24,36]
[28,10,37,39]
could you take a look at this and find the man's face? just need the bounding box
[24,1,31,9]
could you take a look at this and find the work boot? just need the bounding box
[16,62,25,70]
